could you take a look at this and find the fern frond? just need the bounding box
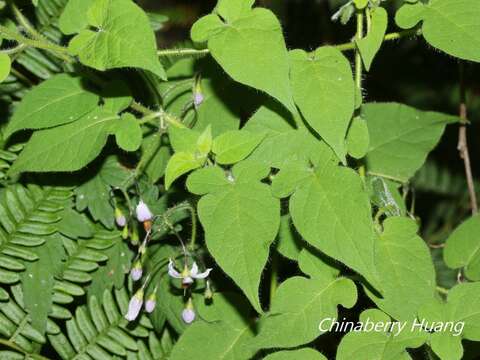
[52,230,120,305]
[0,144,24,183]
[48,288,154,360]
[35,0,69,28]
[0,185,71,285]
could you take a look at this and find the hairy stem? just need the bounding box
[354,10,364,91]
[457,62,478,215]
[157,48,210,58]
[0,24,72,63]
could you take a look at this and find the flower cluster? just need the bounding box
[123,200,212,324]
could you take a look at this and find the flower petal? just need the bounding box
[192,267,212,280]
[125,295,143,321]
[168,259,182,278]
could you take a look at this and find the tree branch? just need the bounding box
[457,62,478,215]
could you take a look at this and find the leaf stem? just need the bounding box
[155,29,419,60]
[157,48,210,58]
[334,28,420,52]
[130,101,185,128]
[11,3,45,41]
[269,253,278,308]
[436,286,449,295]
[354,10,364,91]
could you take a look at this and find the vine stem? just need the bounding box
[354,9,364,91]
[157,48,210,57]
[0,24,72,63]
[130,101,185,128]
[457,62,478,215]
[156,29,419,59]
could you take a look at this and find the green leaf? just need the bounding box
[364,102,458,182]
[356,7,388,71]
[397,0,480,62]
[21,233,65,335]
[336,309,428,360]
[59,0,94,35]
[191,5,295,112]
[289,47,355,162]
[346,116,369,159]
[395,2,425,30]
[74,156,132,229]
[141,133,171,184]
[290,164,379,288]
[0,53,11,83]
[197,165,280,312]
[264,348,327,360]
[9,108,119,174]
[170,293,256,360]
[252,249,356,349]
[271,162,313,198]
[186,166,230,195]
[444,215,480,281]
[418,282,480,360]
[0,185,70,285]
[196,125,213,156]
[114,113,142,152]
[212,130,264,165]
[68,0,166,79]
[244,103,337,170]
[57,208,95,239]
[87,239,132,299]
[366,217,436,322]
[168,126,201,153]
[5,74,99,138]
[48,288,153,359]
[275,214,304,261]
[164,152,205,190]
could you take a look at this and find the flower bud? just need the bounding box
[204,280,213,300]
[122,224,129,239]
[130,261,143,281]
[182,298,195,324]
[145,291,157,313]
[125,289,143,321]
[131,227,139,246]
[136,200,153,222]
[115,208,126,227]
[193,79,203,107]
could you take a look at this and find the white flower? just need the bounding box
[136,201,153,222]
[125,289,143,321]
[168,259,212,286]
[130,261,142,281]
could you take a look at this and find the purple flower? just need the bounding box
[115,208,126,227]
[182,308,195,324]
[136,201,153,222]
[145,291,157,313]
[125,289,144,321]
[130,261,143,281]
[193,92,204,107]
[168,259,212,286]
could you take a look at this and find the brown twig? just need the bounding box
[457,62,478,215]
